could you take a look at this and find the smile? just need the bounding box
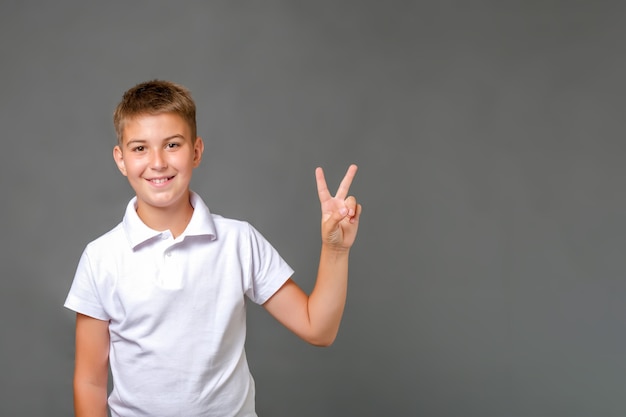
[148,176,174,184]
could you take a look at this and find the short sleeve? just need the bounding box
[245,224,294,305]
[64,249,110,320]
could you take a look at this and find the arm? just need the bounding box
[73,313,110,417]
[264,164,362,346]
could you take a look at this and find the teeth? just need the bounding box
[151,178,169,184]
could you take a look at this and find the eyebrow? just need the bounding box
[125,134,185,148]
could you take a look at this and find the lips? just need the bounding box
[147,176,174,184]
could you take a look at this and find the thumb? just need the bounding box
[323,204,348,228]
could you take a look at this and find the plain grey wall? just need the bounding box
[2,1,626,416]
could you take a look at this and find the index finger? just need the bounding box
[335,164,358,200]
[316,166,331,202]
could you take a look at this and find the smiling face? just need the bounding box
[113,112,204,223]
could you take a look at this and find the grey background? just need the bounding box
[1,1,625,416]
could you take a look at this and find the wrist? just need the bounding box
[321,242,351,257]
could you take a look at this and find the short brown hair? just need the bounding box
[113,80,197,144]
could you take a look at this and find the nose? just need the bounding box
[150,148,167,170]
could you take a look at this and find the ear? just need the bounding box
[113,145,128,176]
[193,137,205,168]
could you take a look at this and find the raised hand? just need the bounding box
[316,164,362,250]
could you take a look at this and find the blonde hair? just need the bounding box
[113,80,197,144]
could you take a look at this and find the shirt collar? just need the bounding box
[122,191,217,249]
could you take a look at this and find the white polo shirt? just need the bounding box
[65,192,293,417]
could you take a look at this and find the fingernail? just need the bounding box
[340,208,348,216]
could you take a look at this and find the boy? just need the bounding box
[64,80,361,417]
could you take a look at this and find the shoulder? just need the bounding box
[211,213,250,230]
[72,222,127,283]
[83,222,126,255]
[209,214,272,247]
[210,214,256,240]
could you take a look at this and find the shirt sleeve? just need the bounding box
[64,248,110,321]
[245,223,294,305]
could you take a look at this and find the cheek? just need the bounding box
[122,159,145,176]
[174,155,197,171]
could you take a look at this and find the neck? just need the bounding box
[136,194,194,238]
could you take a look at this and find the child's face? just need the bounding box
[113,112,204,215]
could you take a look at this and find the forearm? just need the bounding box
[265,165,360,346]
[306,245,351,346]
[74,379,108,417]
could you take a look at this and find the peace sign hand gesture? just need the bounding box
[316,164,362,251]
